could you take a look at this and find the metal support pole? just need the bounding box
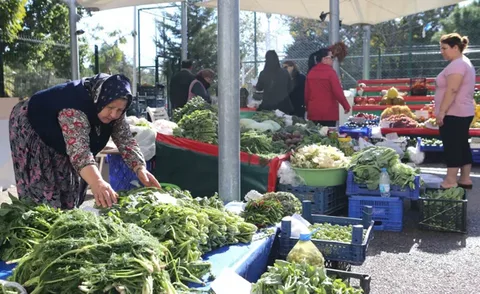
[68,0,80,80]
[0,42,5,97]
[253,12,258,77]
[132,6,138,96]
[362,25,371,80]
[377,48,382,79]
[329,0,340,76]
[266,13,272,51]
[218,0,240,202]
[94,45,99,74]
[181,1,188,60]
[138,9,142,85]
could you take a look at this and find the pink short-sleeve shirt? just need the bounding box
[434,56,476,117]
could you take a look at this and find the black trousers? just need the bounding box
[439,115,474,168]
[313,120,337,127]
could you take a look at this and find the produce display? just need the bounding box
[172,96,217,123]
[252,260,363,294]
[287,237,325,267]
[251,111,286,127]
[0,195,63,262]
[349,146,420,190]
[379,87,406,106]
[261,191,302,217]
[382,114,418,128]
[104,187,258,284]
[290,144,349,169]
[421,188,466,232]
[173,109,218,144]
[310,223,366,243]
[421,138,443,148]
[242,198,284,228]
[11,209,176,294]
[380,106,416,120]
[240,130,274,155]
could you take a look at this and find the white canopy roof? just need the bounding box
[198,0,463,25]
[76,0,182,11]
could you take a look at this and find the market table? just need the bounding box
[381,128,480,137]
[0,230,279,290]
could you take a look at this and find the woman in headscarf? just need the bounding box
[255,50,293,114]
[9,73,161,210]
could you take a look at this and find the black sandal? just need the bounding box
[457,183,473,190]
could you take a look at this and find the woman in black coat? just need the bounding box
[282,60,306,118]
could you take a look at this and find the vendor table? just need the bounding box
[381,128,480,137]
[0,230,278,291]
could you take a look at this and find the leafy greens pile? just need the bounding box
[172,96,217,123]
[0,195,64,262]
[349,146,419,190]
[173,109,218,144]
[11,209,176,294]
[252,260,363,294]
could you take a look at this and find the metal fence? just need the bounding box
[1,36,72,98]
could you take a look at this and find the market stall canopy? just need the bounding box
[198,0,463,25]
[76,0,183,11]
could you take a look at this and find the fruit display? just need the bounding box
[379,87,406,105]
[344,113,380,128]
[470,103,480,128]
[382,114,418,128]
[343,120,378,128]
[381,105,416,120]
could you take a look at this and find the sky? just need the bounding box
[79,0,474,67]
[78,4,292,67]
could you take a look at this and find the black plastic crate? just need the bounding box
[326,269,371,294]
[277,184,347,215]
[419,188,467,233]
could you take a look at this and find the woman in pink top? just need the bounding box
[435,33,476,189]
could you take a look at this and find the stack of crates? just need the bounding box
[346,171,421,232]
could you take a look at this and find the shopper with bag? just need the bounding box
[188,69,215,104]
[255,50,293,114]
[9,73,161,210]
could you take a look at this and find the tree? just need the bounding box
[0,0,27,44]
[433,1,480,43]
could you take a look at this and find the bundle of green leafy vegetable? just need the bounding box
[172,96,217,123]
[173,109,218,144]
[251,110,285,127]
[420,187,466,232]
[0,195,64,262]
[102,187,257,285]
[11,209,177,294]
[310,223,367,243]
[240,129,273,155]
[261,191,302,217]
[242,198,284,228]
[251,260,363,294]
[349,146,419,190]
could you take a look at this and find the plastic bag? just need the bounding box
[375,139,404,159]
[287,233,325,268]
[280,214,311,238]
[277,161,306,187]
[130,125,156,161]
[245,190,263,202]
[407,146,425,165]
[153,119,178,135]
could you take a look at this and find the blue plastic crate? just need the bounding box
[472,149,480,164]
[338,126,372,139]
[107,154,154,191]
[277,184,347,215]
[417,137,443,152]
[279,201,375,265]
[348,196,403,232]
[346,171,420,200]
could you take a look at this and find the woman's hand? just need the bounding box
[436,111,445,127]
[91,179,118,208]
[136,166,162,189]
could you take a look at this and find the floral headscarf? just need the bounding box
[82,73,133,113]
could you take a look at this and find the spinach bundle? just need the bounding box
[349,146,419,190]
[252,260,363,294]
[11,209,176,294]
[240,130,273,155]
[0,195,63,262]
[172,96,217,123]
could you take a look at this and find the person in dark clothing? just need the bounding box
[188,69,215,104]
[282,60,306,118]
[255,50,293,114]
[170,60,195,110]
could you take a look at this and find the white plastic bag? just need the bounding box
[407,146,425,165]
[358,137,374,150]
[277,161,306,187]
[153,119,178,136]
[280,214,311,239]
[130,125,156,161]
[245,190,263,202]
[375,139,404,159]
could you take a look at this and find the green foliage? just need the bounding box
[0,0,27,44]
[433,1,480,43]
